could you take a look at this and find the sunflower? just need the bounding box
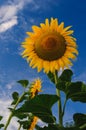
[22,18,78,73]
[29,78,42,98]
[28,79,42,130]
[29,116,38,130]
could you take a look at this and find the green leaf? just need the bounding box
[18,120,30,129]
[12,92,29,105]
[14,94,59,123]
[63,127,80,130]
[0,124,4,128]
[0,116,3,121]
[11,92,19,105]
[66,82,86,102]
[56,80,67,92]
[0,116,4,129]
[59,69,73,82]
[17,80,29,87]
[57,81,86,102]
[73,113,86,127]
[16,113,28,119]
[12,92,19,100]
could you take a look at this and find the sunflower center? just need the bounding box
[35,32,66,61]
[42,37,57,49]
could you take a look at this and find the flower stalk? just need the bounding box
[18,124,21,130]
[62,98,67,117]
[54,71,63,126]
[4,92,25,130]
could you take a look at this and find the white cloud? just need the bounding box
[0,17,18,33]
[37,119,48,128]
[0,5,18,23]
[0,4,19,33]
[73,71,86,83]
[0,0,33,33]
[6,81,15,89]
[0,98,19,130]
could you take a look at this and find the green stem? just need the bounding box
[18,124,21,130]
[4,92,25,130]
[79,123,86,129]
[62,98,67,117]
[54,72,63,126]
[56,88,63,126]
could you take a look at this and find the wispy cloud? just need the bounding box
[0,98,19,130]
[0,17,18,33]
[0,0,33,33]
[73,70,86,83]
[0,4,19,33]
[6,81,15,89]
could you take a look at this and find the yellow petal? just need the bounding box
[37,59,43,72]
[58,59,65,70]
[43,61,50,73]
[45,18,49,27]
[32,26,41,33]
[64,51,76,59]
[50,61,56,72]
[57,22,64,32]
[40,23,47,32]
[66,40,77,47]
[27,52,37,60]
[50,18,58,30]
[61,26,72,34]
[26,32,33,36]
[29,57,37,66]
[66,47,78,55]
[24,38,34,44]
[40,23,45,28]
[55,61,60,70]
[62,56,73,67]
[65,36,76,41]
[63,30,74,36]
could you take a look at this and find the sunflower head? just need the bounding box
[29,78,42,98]
[22,18,78,73]
[29,116,38,130]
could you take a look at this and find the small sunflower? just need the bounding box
[29,78,42,98]
[22,18,78,73]
[28,79,42,130]
[29,116,38,130]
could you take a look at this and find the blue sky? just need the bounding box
[0,0,86,129]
